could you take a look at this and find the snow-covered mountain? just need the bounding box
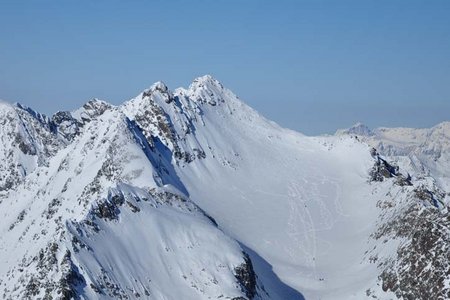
[337,122,450,194]
[0,76,449,300]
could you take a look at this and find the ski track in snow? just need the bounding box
[249,169,347,282]
[286,176,345,278]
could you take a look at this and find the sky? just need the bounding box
[0,0,449,135]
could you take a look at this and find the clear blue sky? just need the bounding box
[1,0,449,135]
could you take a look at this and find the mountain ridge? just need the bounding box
[0,76,449,299]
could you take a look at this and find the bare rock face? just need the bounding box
[234,253,257,300]
[57,250,85,300]
[74,98,112,124]
[378,203,450,299]
[367,150,450,299]
[370,150,399,181]
[10,242,84,300]
[51,111,82,142]
[188,75,226,106]
[122,80,210,165]
[369,148,413,187]
[0,103,65,192]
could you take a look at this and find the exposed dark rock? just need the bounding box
[24,276,40,298]
[370,147,377,157]
[193,148,206,159]
[57,250,85,300]
[376,202,450,299]
[130,91,205,164]
[395,173,412,186]
[94,199,120,221]
[93,190,130,220]
[369,150,413,186]
[82,219,100,232]
[44,198,62,219]
[9,209,27,231]
[148,189,189,206]
[90,283,104,294]
[15,133,36,155]
[234,253,257,300]
[94,268,129,299]
[71,236,91,253]
[77,99,112,124]
[126,201,140,213]
[134,93,177,150]
[51,111,82,141]
[110,193,125,206]
[16,242,83,299]
[414,186,443,207]
[174,150,194,163]
[370,156,399,182]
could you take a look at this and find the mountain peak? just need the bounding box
[145,81,169,94]
[190,74,224,90]
[432,121,450,132]
[71,98,113,123]
[86,97,111,106]
[0,100,16,115]
[14,102,52,126]
[336,122,374,136]
[185,75,227,106]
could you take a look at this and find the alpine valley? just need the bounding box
[0,75,449,300]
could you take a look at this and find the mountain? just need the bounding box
[337,122,450,194]
[0,76,449,300]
